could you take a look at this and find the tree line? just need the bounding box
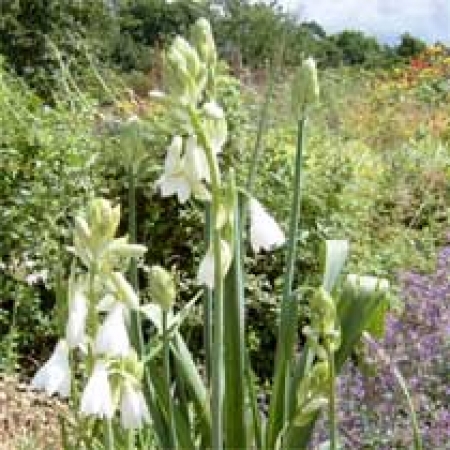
[0,0,431,96]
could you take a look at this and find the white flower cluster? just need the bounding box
[154,18,286,288]
[31,198,150,429]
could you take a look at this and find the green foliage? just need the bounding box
[0,60,106,366]
[212,0,287,66]
[331,31,380,66]
[396,32,427,59]
[0,12,447,448]
[0,0,116,98]
[111,0,206,71]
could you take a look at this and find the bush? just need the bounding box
[0,60,106,367]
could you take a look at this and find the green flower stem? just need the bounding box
[128,167,138,290]
[163,310,178,449]
[127,430,134,450]
[267,117,306,449]
[326,345,338,450]
[127,166,168,449]
[191,109,224,450]
[127,166,145,356]
[203,205,213,384]
[105,419,115,450]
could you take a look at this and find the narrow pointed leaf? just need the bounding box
[224,192,248,449]
[322,240,349,293]
[172,332,212,445]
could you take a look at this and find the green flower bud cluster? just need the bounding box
[303,287,341,360]
[164,36,208,107]
[295,361,330,426]
[291,57,320,119]
[149,265,177,311]
[154,17,220,126]
[155,19,236,290]
[32,198,151,429]
[73,198,146,273]
[191,18,217,68]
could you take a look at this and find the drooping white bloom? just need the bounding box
[204,114,227,154]
[184,135,210,183]
[119,382,150,429]
[156,135,210,203]
[203,101,224,120]
[249,198,285,253]
[31,340,71,398]
[197,239,232,289]
[65,277,88,349]
[157,136,191,203]
[80,361,114,419]
[94,303,131,357]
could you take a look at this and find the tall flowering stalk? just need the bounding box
[31,199,150,447]
[153,18,285,449]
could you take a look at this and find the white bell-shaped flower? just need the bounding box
[31,340,71,398]
[157,136,192,203]
[94,303,131,357]
[204,113,227,154]
[157,135,210,203]
[80,361,114,419]
[65,277,88,349]
[197,239,232,289]
[184,135,210,183]
[249,198,285,253]
[203,101,224,120]
[119,381,150,429]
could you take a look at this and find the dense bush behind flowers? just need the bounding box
[335,237,450,449]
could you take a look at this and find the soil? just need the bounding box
[0,375,65,450]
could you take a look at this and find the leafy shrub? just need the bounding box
[0,0,116,99]
[0,60,106,366]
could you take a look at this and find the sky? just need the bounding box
[283,0,450,45]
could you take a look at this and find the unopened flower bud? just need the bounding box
[149,266,176,311]
[311,286,335,320]
[292,58,320,118]
[110,271,140,309]
[164,36,205,105]
[74,216,91,244]
[172,36,201,76]
[191,18,217,66]
[87,198,120,241]
[123,351,145,382]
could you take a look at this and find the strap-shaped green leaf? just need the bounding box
[321,240,349,293]
[224,192,248,449]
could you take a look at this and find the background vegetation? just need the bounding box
[0,1,449,448]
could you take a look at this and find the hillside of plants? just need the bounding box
[1,1,449,449]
